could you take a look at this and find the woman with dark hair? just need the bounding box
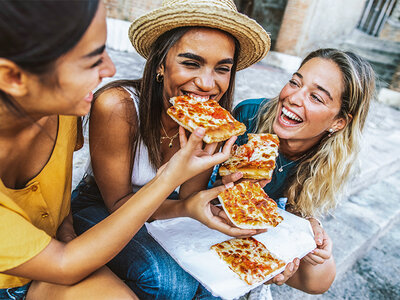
[71,0,273,299]
[0,1,233,299]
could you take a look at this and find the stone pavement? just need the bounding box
[73,49,400,300]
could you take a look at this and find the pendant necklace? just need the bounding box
[160,122,179,148]
[277,153,306,172]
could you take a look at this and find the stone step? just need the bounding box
[269,169,400,299]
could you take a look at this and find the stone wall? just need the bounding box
[104,0,161,21]
[275,0,367,57]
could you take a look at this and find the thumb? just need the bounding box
[201,182,234,202]
[182,127,205,153]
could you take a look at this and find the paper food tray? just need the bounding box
[145,208,316,300]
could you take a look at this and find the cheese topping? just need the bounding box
[218,181,283,229]
[211,237,286,285]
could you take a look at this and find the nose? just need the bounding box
[194,70,215,91]
[287,89,304,107]
[99,51,116,79]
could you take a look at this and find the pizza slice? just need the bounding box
[218,181,283,229]
[167,95,246,143]
[211,237,286,285]
[219,133,279,180]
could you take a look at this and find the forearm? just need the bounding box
[150,199,186,220]
[62,174,175,279]
[286,256,336,294]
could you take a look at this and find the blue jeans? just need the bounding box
[0,283,30,300]
[71,176,219,300]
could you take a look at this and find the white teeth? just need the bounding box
[282,107,302,122]
[185,93,210,102]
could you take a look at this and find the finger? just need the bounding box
[257,179,271,188]
[181,127,205,153]
[198,182,234,204]
[221,172,243,185]
[203,142,218,155]
[302,255,318,266]
[311,247,331,260]
[304,253,325,265]
[178,126,188,148]
[220,136,236,157]
[209,216,257,237]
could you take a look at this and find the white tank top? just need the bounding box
[123,86,158,189]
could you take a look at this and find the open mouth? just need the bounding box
[183,91,213,102]
[280,107,303,124]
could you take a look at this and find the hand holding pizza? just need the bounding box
[302,218,333,265]
[160,126,236,186]
[182,184,266,238]
[264,257,300,286]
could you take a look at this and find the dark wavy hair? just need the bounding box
[0,0,99,114]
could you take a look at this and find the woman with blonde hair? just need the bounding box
[230,48,375,293]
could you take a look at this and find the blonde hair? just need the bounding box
[256,49,375,217]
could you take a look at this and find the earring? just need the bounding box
[328,128,335,137]
[156,73,163,83]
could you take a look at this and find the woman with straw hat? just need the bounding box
[70,0,279,298]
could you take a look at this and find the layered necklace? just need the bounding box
[277,152,307,172]
[160,122,179,148]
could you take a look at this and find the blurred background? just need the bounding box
[102,0,400,104]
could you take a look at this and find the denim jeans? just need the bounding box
[0,283,30,300]
[71,176,220,300]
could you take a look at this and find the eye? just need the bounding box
[311,94,324,103]
[181,61,200,68]
[216,66,231,73]
[90,58,103,68]
[289,79,299,87]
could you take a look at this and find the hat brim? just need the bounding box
[129,5,271,70]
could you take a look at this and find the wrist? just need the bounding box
[306,217,323,228]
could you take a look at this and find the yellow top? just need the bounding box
[0,115,77,288]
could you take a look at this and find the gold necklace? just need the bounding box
[160,122,179,148]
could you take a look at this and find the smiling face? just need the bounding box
[23,1,116,117]
[158,27,235,105]
[273,57,346,152]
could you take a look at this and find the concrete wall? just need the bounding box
[276,0,367,57]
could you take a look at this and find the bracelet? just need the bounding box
[306,217,323,228]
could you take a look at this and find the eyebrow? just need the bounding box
[293,72,333,101]
[83,45,106,58]
[178,52,234,65]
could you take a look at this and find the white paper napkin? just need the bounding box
[146,208,316,300]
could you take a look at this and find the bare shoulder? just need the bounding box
[92,86,137,121]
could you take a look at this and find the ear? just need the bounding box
[0,59,28,97]
[331,116,347,132]
[156,64,164,75]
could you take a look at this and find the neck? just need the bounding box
[279,138,315,160]
[0,104,46,136]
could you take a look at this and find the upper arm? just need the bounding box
[89,88,138,212]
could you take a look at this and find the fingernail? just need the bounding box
[194,127,205,136]
[289,264,294,271]
[225,182,234,189]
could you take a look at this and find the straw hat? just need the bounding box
[129,0,270,70]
